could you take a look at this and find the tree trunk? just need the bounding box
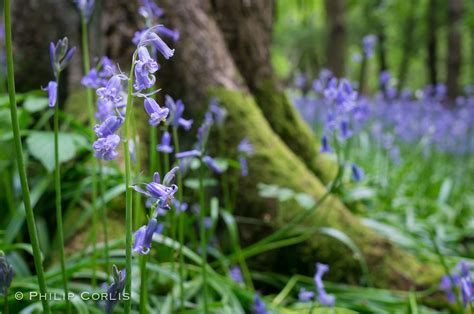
[396,1,417,96]
[210,0,336,183]
[427,0,438,86]
[160,0,440,289]
[324,0,347,78]
[446,0,463,101]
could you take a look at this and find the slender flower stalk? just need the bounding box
[3,0,51,312]
[53,72,71,314]
[171,127,186,307]
[80,14,101,288]
[198,159,209,313]
[123,52,137,314]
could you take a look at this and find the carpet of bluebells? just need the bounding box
[0,1,473,314]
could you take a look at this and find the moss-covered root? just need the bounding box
[252,79,336,183]
[211,87,441,289]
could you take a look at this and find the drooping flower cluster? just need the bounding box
[439,261,473,308]
[0,253,13,295]
[105,265,126,314]
[298,263,335,307]
[175,100,226,175]
[89,26,175,161]
[132,168,179,255]
[43,38,76,107]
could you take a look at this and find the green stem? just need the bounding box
[54,73,71,314]
[172,127,185,308]
[132,109,143,230]
[139,254,149,314]
[123,52,137,314]
[4,1,51,312]
[3,167,15,216]
[80,15,99,288]
[198,161,209,313]
[4,290,8,314]
[150,126,158,174]
[98,163,110,280]
[431,236,463,313]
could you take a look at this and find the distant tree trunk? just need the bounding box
[397,1,417,96]
[324,0,347,77]
[446,0,463,101]
[160,0,441,289]
[427,0,438,86]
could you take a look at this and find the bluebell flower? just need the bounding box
[176,150,201,159]
[97,75,125,103]
[253,294,269,314]
[132,218,163,255]
[105,265,126,314]
[440,261,473,307]
[144,98,169,127]
[74,0,95,21]
[138,0,164,20]
[298,288,314,302]
[157,131,173,153]
[379,71,391,86]
[230,266,243,284]
[320,135,332,153]
[157,26,180,42]
[133,168,179,205]
[238,138,255,156]
[362,34,377,58]
[314,263,335,307]
[203,156,223,174]
[138,28,175,60]
[172,199,188,213]
[134,46,159,91]
[209,98,227,127]
[81,69,102,88]
[134,66,156,91]
[239,156,248,177]
[165,95,193,130]
[0,253,13,295]
[461,278,473,307]
[93,116,124,138]
[95,98,116,122]
[43,81,58,108]
[439,275,457,304]
[93,134,121,160]
[49,38,76,77]
[340,120,353,139]
[136,46,159,75]
[351,164,364,182]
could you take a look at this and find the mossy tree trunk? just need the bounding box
[211,0,336,183]
[160,0,440,289]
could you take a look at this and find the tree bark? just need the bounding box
[427,0,438,86]
[210,0,336,184]
[396,1,417,96]
[446,0,463,101]
[324,0,347,78]
[160,0,440,289]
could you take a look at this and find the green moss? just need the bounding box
[209,87,441,289]
[253,79,337,183]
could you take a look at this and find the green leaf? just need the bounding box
[23,96,49,113]
[26,131,88,172]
